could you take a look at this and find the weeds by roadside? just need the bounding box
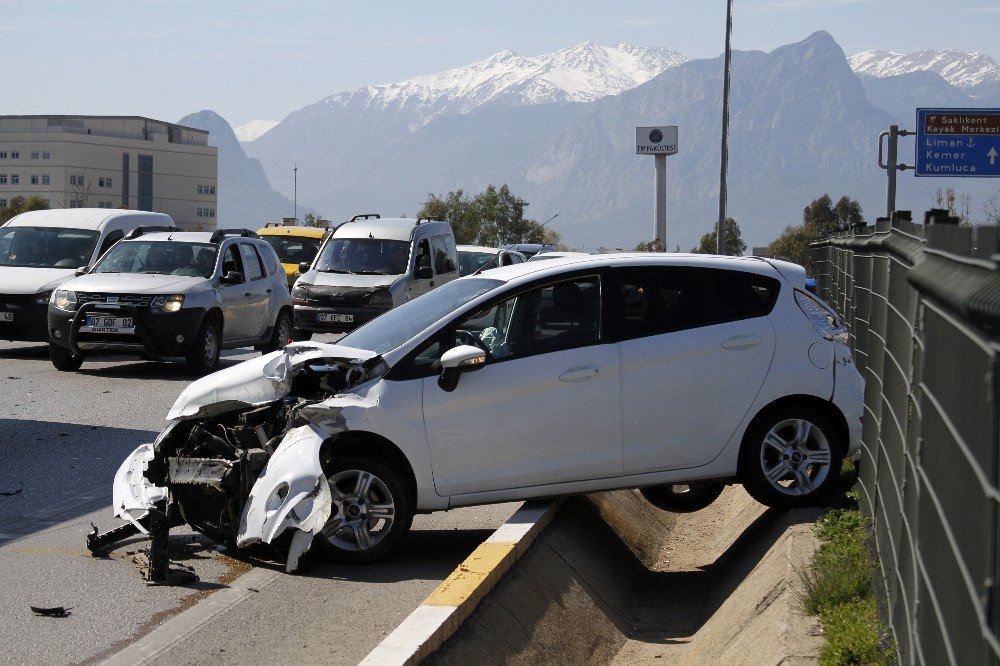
[799,460,894,665]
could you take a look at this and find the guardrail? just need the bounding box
[811,210,1000,665]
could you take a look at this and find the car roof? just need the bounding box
[472,252,785,285]
[457,245,502,254]
[334,218,449,241]
[2,208,171,230]
[124,231,218,244]
[257,226,327,238]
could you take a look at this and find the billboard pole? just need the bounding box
[717,0,733,255]
[655,154,666,250]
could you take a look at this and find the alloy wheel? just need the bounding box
[321,469,396,551]
[758,418,832,496]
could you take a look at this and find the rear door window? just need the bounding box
[431,235,457,275]
[238,243,265,280]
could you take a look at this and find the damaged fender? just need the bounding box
[113,439,169,533]
[237,423,332,572]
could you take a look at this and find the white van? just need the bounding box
[0,208,173,342]
[291,215,459,336]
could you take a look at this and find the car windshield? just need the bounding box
[92,241,218,278]
[314,238,409,275]
[458,251,498,276]
[0,226,100,269]
[339,277,503,354]
[261,235,322,266]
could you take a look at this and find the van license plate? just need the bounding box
[318,313,353,323]
[82,315,134,333]
[0,312,12,322]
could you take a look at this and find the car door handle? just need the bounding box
[722,335,762,351]
[244,292,251,298]
[559,366,602,383]
[430,281,435,287]
[266,289,272,294]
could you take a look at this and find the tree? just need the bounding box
[691,218,746,255]
[766,193,865,270]
[633,239,665,252]
[0,195,49,224]
[985,189,1000,225]
[935,187,971,224]
[417,184,550,246]
[304,212,317,227]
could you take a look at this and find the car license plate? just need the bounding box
[318,313,353,323]
[0,312,12,322]
[83,315,134,333]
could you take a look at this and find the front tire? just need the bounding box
[739,406,843,509]
[49,343,84,371]
[185,318,221,373]
[314,457,414,564]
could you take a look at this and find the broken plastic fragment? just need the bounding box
[30,606,72,618]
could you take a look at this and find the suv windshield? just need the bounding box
[93,241,218,278]
[339,277,503,354]
[315,238,409,275]
[0,226,99,269]
[261,235,322,266]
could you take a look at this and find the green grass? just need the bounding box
[798,460,894,665]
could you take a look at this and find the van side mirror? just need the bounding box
[415,265,433,280]
[438,344,487,392]
[298,261,311,274]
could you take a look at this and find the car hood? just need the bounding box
[308,272,399,290]
[60,273,207,294]
[166,341,378,420]
[0,266,76,295]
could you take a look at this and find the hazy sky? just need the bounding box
[3,0,998,127]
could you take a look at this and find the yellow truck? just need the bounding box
[256,225,327,288]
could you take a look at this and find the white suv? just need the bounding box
[111,254,863,571]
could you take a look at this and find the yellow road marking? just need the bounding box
[424,542,517,607]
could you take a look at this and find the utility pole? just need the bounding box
[717,0,734,255]
[878,125,913,218]
[293,164,298,224]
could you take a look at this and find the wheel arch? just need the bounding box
[323,431,418,506]
[203,306,224,332]
[737,394,850,476]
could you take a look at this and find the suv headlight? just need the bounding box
[366,289,392,308]
[51,290,78,311]
[151,295,184,313]
[291,283,310,303]
[34,290,53,305]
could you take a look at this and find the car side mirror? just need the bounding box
[415,265,433,280]
[438,344,487,392]
[298,261,311,274]
[75,266,89,276]
[221,271,244,285]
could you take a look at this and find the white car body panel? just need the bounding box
[112,438,171,532]
[237,424,332,572]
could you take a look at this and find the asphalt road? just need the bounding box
[0,339,516,665]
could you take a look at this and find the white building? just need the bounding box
[0,116,218,231]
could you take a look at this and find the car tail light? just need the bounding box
[794,289,848,343]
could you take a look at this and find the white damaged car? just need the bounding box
[109,254,863,573]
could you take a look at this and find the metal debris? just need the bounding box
[30,606,72,618]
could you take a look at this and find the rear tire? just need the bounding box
[260,310,293,354]
[739,406,843,509]
[640,481,725,513]
[49,343,84,371]
[185,318,221,373]
[314,456,414,564]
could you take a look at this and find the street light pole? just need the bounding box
[293,163,298,224]
[717,0,734,255]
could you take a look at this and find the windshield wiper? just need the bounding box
[142,271,169,275]
[320,269,356,274]
[355,270,391,275]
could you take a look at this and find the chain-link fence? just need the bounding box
[812,210,1000,665]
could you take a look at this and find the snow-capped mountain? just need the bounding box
[324,42,686,127]
[849,49,1000,88]
[234,120,279,143]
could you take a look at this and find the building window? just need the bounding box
[42,199,49,207]
[42,151,50,159]
[0,199,6,208]
[196,208,203,217]
[10,174,18,185]
[41,174,50,185]
[30,151,39,159]
[197,185,203,194]
[30,175,39,185]
[97,201,112,209]
[98,177,113,188]
[209,186,216,195]
[10,151,18,159]
[0,152,6,159]
[209,209,215,218]
[69,175,77,185]
[0,175,6,185]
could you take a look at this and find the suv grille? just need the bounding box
[306,285,371,306]
[76,293,153,308]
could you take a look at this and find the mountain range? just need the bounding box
[194,36,1000,250]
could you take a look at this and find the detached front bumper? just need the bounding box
[48,303,206,358]
[294,303,388,333]
[0,296,49,342]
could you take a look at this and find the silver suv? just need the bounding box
[47,228,294,373]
